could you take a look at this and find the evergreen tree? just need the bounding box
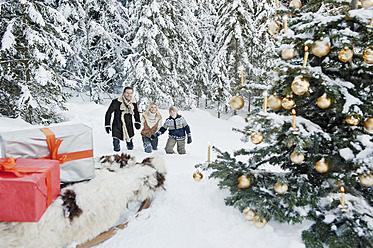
[58,0,131,103]
[0,0,71,124]
[211,0,276,116]
[124,0,201,110]
[193,0,217,108]
[197,1,373,247]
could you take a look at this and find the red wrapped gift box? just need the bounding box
[0,158,60,222]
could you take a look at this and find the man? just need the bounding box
[105,87,141,151]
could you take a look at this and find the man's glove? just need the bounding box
[105,127,111,134]
[150,133,159,140]
[187,136,192,144]
[135,123,141,130]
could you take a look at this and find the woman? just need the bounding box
[141,102,163,153]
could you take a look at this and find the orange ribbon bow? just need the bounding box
[39,128,93,164]
[0,157,23,177]
[0,157,53,206]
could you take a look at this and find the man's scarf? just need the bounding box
[119,95,136,115]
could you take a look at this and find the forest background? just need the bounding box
[0,0,278,125]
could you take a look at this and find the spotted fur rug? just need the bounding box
[0,154,166,248]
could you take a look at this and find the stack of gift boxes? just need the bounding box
[0,124,95,222]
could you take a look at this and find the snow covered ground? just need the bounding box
[0,96,308,248]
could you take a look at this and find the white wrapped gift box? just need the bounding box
[0,124,95,183]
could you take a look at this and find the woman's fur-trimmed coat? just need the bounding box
[105,96,140,142]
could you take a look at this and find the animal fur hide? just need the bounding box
[0,154,166,248]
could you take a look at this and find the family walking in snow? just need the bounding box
[105,87,192,154]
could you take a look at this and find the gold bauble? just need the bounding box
[290,151,304,164]
[359,174,373,187]
[311,40,330,57]
[274,182,288,194]
[282,97,295,109]
[291,77,310,96]
[364,118,373,131]
[315,159,328,173]
[361,0,373,8]
[268,21,282,35]
[363,47,373,64]
[267,95,282,110]
[338,48,353,63]
[345,115,360,126]
[317,95,331,109]
[250,132,263,145]
[230,96,244,110]
[193,171,203,182]
[243,207,256,221]
[289,0,302,9]
[253,215,267,229]
[281,48,295,60]
[238,175,251,189]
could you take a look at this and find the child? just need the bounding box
[151,106,192,154]
[140,102,163,153]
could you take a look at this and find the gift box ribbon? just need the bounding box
[0,157,53,207]
[39,128,93,164]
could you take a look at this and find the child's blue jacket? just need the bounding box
[157,114,191,140]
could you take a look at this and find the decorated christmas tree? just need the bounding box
[197,0,373,247]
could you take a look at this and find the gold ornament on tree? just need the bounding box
[312,40,330,57]
[253,215,267,229]
[274,182,288,194]
[364,118,373,131]
[289,0,302,9]
[345,115,360,126]
[361,0,373,8]
[291,76,310,95]
[238,175,251,189]
[359,173,373,187]
[243,207,256,221]
[338,48,353,63]
[317,94,331,109]
[363,47,373,64]
[290,151,304,164]
[281,48,295,60]
[250,132,264,144]
[193,171,203,182]
[268,21,282,35]
[282,97,295,109]
[315,159,328,173]
[230,96,244,110]
[267,95,282,110]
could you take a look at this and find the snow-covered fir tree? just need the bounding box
[58,0,131,103]
[197,0,373,247]
[211,0,276,116]
[0,0,71,124]
[123,0,202,111]
[188,0,214,108]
